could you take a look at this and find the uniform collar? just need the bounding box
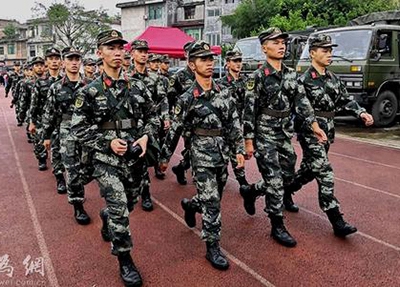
[102,70,127,88]
[261,61,289,77]
[309,65,333,79]
[192,80,220,98]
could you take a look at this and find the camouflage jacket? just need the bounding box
[11,76,27,104]
[167,66,195,110]
[18,77,37,122]
[30,72,62,125]
[6,71,24,95]
[243,61,314,140]
[71,71,159,167]
[131,68,169,121]
[216,72,247,121]
[161,81,245,168]
[41,75,87,140]
[298,65,366,140]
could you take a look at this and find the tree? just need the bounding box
[3,23,17,39]
[32,0,112,55]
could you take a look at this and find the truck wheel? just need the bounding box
[371,91,398,127]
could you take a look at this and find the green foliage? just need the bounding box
[3,23,17,39]
[224,0,398,39]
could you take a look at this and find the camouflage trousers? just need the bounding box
[253,136,296,217]
[51,130,65,176]
[32,125,47,161]
[295,134,340,211]
[93,159,146,255]
[191,165,228,243]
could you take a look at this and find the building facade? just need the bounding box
[0,20,28,66]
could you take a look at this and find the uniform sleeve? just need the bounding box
[140,84,160,137]
[18,82,30,122]
[336,79,366,118]
[295,79,316,129]
[226,95,245,155]
[5,74,13,94]
[41,84,57,140]
[156,76,170,121]
[243,73,258,139]
[29,81,40,124]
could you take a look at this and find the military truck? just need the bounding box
[296,18,400,127]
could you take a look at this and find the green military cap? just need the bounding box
[96,58,103,66]
[258,27,288,44]
[45,47,61,57]
[131,39,149,50]
[148,53,161,62]
[62,46,82,58]
[97,29,127,47]
[188,40,216,58]
[124,52,131,59]
[183,41,195,53]
[83,58,96,66]
[225,50,242,61]
[160,54,170,63]
[31,56,45,65]
[13,61,21,66]
[308,34,338,49]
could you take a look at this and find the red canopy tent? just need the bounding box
[125,26,222,58]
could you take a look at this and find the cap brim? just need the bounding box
[230,56,242,60]
[45,53,61,57]
[314,43,338,48]
[191,51,217,58]
[101,38,128,46]
[268,33,289,40]
[31,60,45,65]
[64,52,82,58]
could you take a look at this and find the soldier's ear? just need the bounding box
[188,61,196,72]
[96,49,102,59]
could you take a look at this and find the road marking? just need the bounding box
[336,177,400,200]
[1,107,60,287]
[329,151,400,171]
[152,198,276,287]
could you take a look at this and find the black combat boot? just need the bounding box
[283,189,299,212]
[38,158,47,171]
[326,207,357,237]
[99,208,111,242]
[239,184,257,215]
[17,121,23,126]
[181,198,197,228]
[236,176,249,187]
[117,252,143,287]
[141,186,153,212]
[172,163,187,185]
[27,133,33,144]
[55,174,67,194]
[205,241,229,270]
[73,202,91,225]
[269,214,297,247]
[154,165,166,180]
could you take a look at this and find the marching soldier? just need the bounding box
[160,40,245,270]
[11,63,30,126]
[147,54,161,73]
[122,52,131,72]
[5,61,23,98]
[285,34,374,237]
[130,39,169,209]
[94,58,104,78]
[83,58,96,81]
[41,47,91,225]
[217,50,249,189]
[159,55,170,77]
[71,29,159,287]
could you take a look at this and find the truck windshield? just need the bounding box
[300,29,373,60]
[234,38,264,61]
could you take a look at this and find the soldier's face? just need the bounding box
[148,60,160,71]
[33,63,44,76]
[64,56,81,74]
[262,38,286,60]
[160,62,170,71]
[189,56,214,78]
[310,47,333,67]
[122,58,131,66]
[46,56,61,71]
[84,64,95,74]
[132,49,149,65]
[227,59,242,73]
[97,43,124,69]
[14,66,21,73]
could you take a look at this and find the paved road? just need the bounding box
[0,86,399,287]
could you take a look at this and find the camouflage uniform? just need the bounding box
[11,72,27,124]
[71,71,158,255]
[18,75,37,143]
[217,71,248,186]
[161,81,244,242]
[5,69,23,97]
[41,75,89,201]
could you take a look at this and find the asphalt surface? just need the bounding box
[0,86,399,287]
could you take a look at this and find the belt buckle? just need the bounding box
[120,119,131,129]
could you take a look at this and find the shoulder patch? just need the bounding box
[75,95,84,108]
[88,86,98,96]
[246,79,255,91]
[169,78,175,87]
[174,104,182,115]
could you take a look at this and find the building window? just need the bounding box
[184,28,201,40]
[29,45,36,57]
[0,47,4,55]
[149,5,162,20]
[207,33,220,45]
[184,6,196,20]
[207,8,220,17]
[225,0,235,3]
[8,44,15,55]
[42,24,53,37]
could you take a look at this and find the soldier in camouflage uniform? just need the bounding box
[5,61,23,98]
[240,28,319,248]
[217,50,249,189]
[122,52,131,72]
[159,55,170,77]
[160,40,245,270]
[11,64,31,126]
[94,58,104,78]
[83,58,96,82]
[167,41,196,185]
[284,34,374,237]
[147,54,161,73]
[71,30,159,287]
[130,39,169,210]
[41,47,91,225]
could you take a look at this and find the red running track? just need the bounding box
[0,86,399,287]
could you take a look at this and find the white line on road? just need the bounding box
[152,198,276,287]
[1,107,60,287]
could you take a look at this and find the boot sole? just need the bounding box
[181,200,196,228]
[120,276,143,287]
[76,218,91,225]
[271,234,297,248]
[334,228,357,237]
[205,254,230,270]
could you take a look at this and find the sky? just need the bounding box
[0,0,121,23]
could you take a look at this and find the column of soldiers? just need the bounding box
[3,27,375,287]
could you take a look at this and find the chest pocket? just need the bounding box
[58,90,73,113]
[130,92,145,119]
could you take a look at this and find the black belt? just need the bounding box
[315,111,335,118]
[62,114,72,120]
[100,119,137,130]
[261,108,291,118]
[193,128,223,137]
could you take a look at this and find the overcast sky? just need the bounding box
[0,0,121,23]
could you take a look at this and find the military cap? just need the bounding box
[225,50,242,61]
[31,56,45,65]
[124,52,131,59]
[45,47,61,57]
[188,40,216,58]
[308,34,338,49]
[148,53,161,62]
[183,41,195,53]
[160,54,170,63]
[97,29,127,47]
[258,27,288,44]
[13,61,21,66]
[62,46,82,58]
[131,39,149,50]
[96,58,103,66]
[83,58,96,66]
